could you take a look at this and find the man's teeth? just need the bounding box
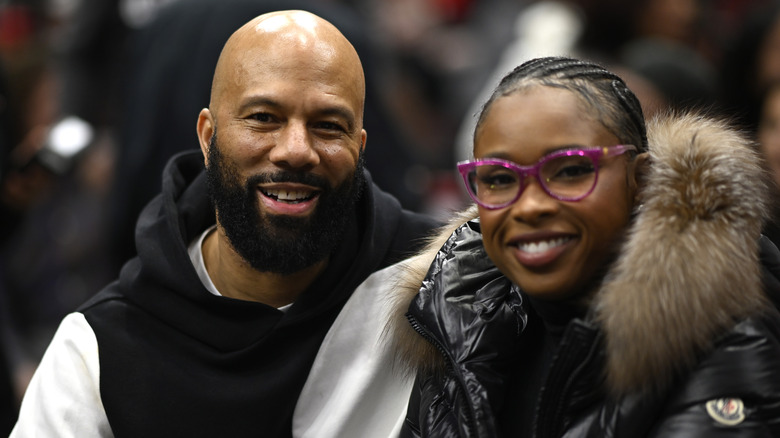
[264,189,313,203]
[518,237,570,254]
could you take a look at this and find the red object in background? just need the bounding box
[432,0,474,22]
[0,5,34,50]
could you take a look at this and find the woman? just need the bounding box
[390,56,780,437]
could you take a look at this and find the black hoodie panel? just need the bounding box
[80,151,439,437]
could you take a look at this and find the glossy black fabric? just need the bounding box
[402,221,780,438]
[80,150,438,437]
[403,220,526,438]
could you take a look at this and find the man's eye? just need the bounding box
[250,113,274,122]
[315,121,346,132]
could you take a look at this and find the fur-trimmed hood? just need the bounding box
[387,112,774,397]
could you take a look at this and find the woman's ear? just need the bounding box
[628,152,651,205]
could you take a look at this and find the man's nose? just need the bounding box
[269,122,319,170]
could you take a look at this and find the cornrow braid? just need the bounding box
[474,56,648,153]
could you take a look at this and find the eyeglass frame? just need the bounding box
[456,144,637,210]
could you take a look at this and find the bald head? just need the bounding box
[209,10,365,121]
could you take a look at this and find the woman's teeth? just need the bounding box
[518,237,570,254]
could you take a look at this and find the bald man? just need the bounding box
[11,10,438,437]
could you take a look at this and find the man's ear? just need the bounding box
[197,108,214,165]
[360,129,367,152]
[629,152,651,204]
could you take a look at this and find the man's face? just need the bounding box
[198,20,368,274]
[206,131,365,274]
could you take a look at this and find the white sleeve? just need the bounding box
[293,263,413,438]
[10,312,112,438]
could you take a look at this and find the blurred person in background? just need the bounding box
[0,0,118,413]
[757,80,780,245]
[616,0,719,112]
[720,0,780,133]
[0,1,79,430]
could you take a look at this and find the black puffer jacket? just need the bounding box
[389,113,780,437]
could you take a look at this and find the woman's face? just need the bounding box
[475,86,638,301]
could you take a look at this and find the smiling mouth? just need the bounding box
[517,236,573,254]
[260,188,318,204]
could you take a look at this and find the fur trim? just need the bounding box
[594,112,772,395]
[384,206,479,377]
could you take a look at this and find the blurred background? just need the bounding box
[1,0,779,431]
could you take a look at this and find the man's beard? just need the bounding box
[205,133,365,275]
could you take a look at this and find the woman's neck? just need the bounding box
[526,294,587,335]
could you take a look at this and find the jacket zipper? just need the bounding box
[406,313,481,437]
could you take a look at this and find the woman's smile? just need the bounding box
[510,234,575,267]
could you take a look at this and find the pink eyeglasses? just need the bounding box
[457,145,636,209]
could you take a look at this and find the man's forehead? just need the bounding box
[212,11,364,116]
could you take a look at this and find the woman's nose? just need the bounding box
[508,179,559,223]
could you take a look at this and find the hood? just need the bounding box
[594,112,771,395]
[118,150,421,351]
[389,112,774,396]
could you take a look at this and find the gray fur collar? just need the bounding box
[386,112,773,396]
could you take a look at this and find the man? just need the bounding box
[109,0,426,271]
[11,10,438,437]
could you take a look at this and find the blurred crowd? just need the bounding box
[1,0,780,432]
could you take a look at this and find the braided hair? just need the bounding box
[474,56,648,154]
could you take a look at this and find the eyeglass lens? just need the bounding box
[467,154,597,206]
